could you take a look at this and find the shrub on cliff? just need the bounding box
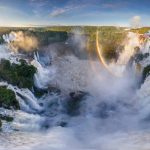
[0,86,19,109]
[0,59,37,89]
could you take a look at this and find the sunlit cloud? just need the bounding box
[49,4,87,18]
[130,16,141,28]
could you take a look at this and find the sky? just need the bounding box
[0,0,149,27]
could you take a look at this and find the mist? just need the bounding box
[3,31,38,52]
[1,29,150,150]
[131,16,142,28]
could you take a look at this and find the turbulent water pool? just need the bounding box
[1,129,150,150]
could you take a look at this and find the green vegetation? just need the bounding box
[98,27,126,61]
[131,27,150,34]
[44,26,127,61]
[0,59,36,89]
[0,86,19,109]
[0,26,150,61]
[0,26,129,61]
[0,27,68,46]
[0,27,24,44]
[24,30,68,46]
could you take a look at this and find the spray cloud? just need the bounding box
[130,16,141,28]
[3,31,38,52]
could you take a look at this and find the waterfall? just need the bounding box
[31,52,56,89]
[1,32,150,150]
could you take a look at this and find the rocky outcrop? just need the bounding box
[142,65,150,82]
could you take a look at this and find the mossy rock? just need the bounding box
[33,86,48,98]
[0,59,37,89]
[33,86,61,98]
[0,114,14,122]
[0,86,19,110]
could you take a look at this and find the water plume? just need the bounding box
[117,32,140,65]
[3,31,38,52]
[130,16,141,28]
[96,31,142,77]
[68,28,88,59]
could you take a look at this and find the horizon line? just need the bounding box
[0,25,149,28]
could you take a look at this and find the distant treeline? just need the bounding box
[0,26,127,61]
[0,26,149,62]
[26,30,68,46]
[130,27,150,34]
[0,27,68,45]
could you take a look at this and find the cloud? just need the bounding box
[102,1,128,9]
[29,0,49,17]
[49,8,68,17]
[49,7,76,17]
[130,16,141,28]
[49,3,87,18]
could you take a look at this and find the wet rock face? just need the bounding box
[142,65,150,82]
[126,52,150,87]
[134,53,149,63]
[33,86,48,98]
[0,119,2,129]
[126,52,149,72]
[33,86,61,98]
[65,91,88,116]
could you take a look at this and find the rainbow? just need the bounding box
[96,31,122,77]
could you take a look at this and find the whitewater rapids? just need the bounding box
[1,32,150,150]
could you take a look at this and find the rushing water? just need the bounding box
[1,32,150,150]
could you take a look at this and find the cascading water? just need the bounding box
[1,31,150,150]
[31,52,56,89]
